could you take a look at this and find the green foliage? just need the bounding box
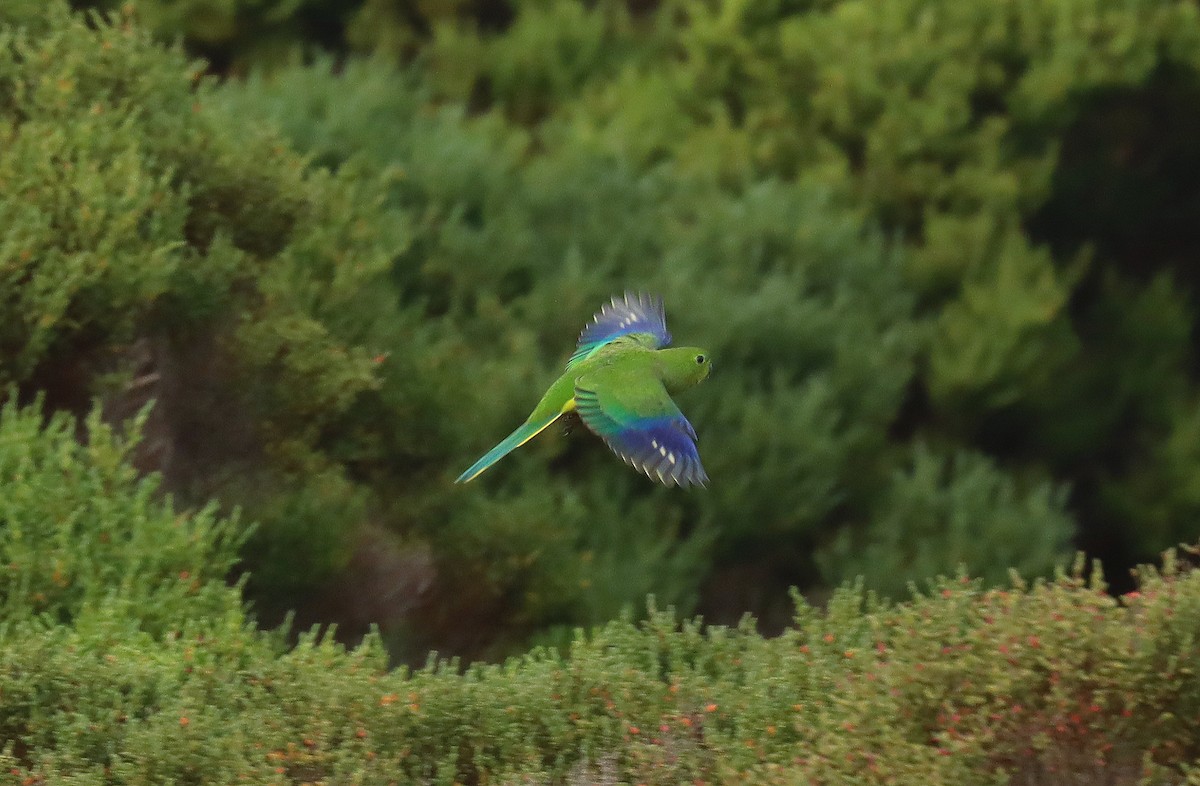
[215,56,960,643]
[211,44,1079,645]
[6,2,1200,779]
[0,10,196,384]
[0,3,420,634]
[0,3,395,389]
[0,394,243,634]
[0,394,1195,783]
[819,445,1073,597]
[403,0,1200,567]
[15,0,1200,657]
[1,443,1199,785]
[386,0,1200,609]
[2,2,1199,780]
[510,0,1200,569]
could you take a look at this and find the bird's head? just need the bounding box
[660,346,713,392]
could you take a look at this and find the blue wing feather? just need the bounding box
[567,292,672,369]
[575,385,707,487]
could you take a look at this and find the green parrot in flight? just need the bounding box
[456,292,712,487]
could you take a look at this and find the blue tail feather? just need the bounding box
[455,414,560,483]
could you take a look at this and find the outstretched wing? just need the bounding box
[567,292,672,369]
[574,367,707,487]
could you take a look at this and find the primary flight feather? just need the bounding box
[456,292,712,487]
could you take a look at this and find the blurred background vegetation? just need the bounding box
[3,0,1200,664]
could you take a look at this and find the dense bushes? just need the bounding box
[1,396,1199,783]
[2,4,1200,777]
[212,51,1080,644]
[0,3,411,638]
[213,0,1200,629]
[0,396,242,633]
[407,0,1200,575]
[2,0,1198,659]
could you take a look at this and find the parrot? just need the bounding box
[456,292,712,487]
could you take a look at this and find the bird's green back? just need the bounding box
[568,340,711,392]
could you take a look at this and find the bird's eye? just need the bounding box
[695,354,706,365]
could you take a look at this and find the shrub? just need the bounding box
[1,445,1198,785]
[409,0,1200,583]
[0,392,1196,784]
[216,53,1074,642]
[0,3,413,633]
[818,445,1073,597]
[15,0,1200,656]
[0,394,243,633]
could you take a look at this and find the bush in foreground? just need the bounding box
[1,396,1198,784]
[3,557,1199,783]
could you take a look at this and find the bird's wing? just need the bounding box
[574,367,707,487]
[567,292,671,370]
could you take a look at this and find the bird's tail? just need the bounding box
[455,413,562,483]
